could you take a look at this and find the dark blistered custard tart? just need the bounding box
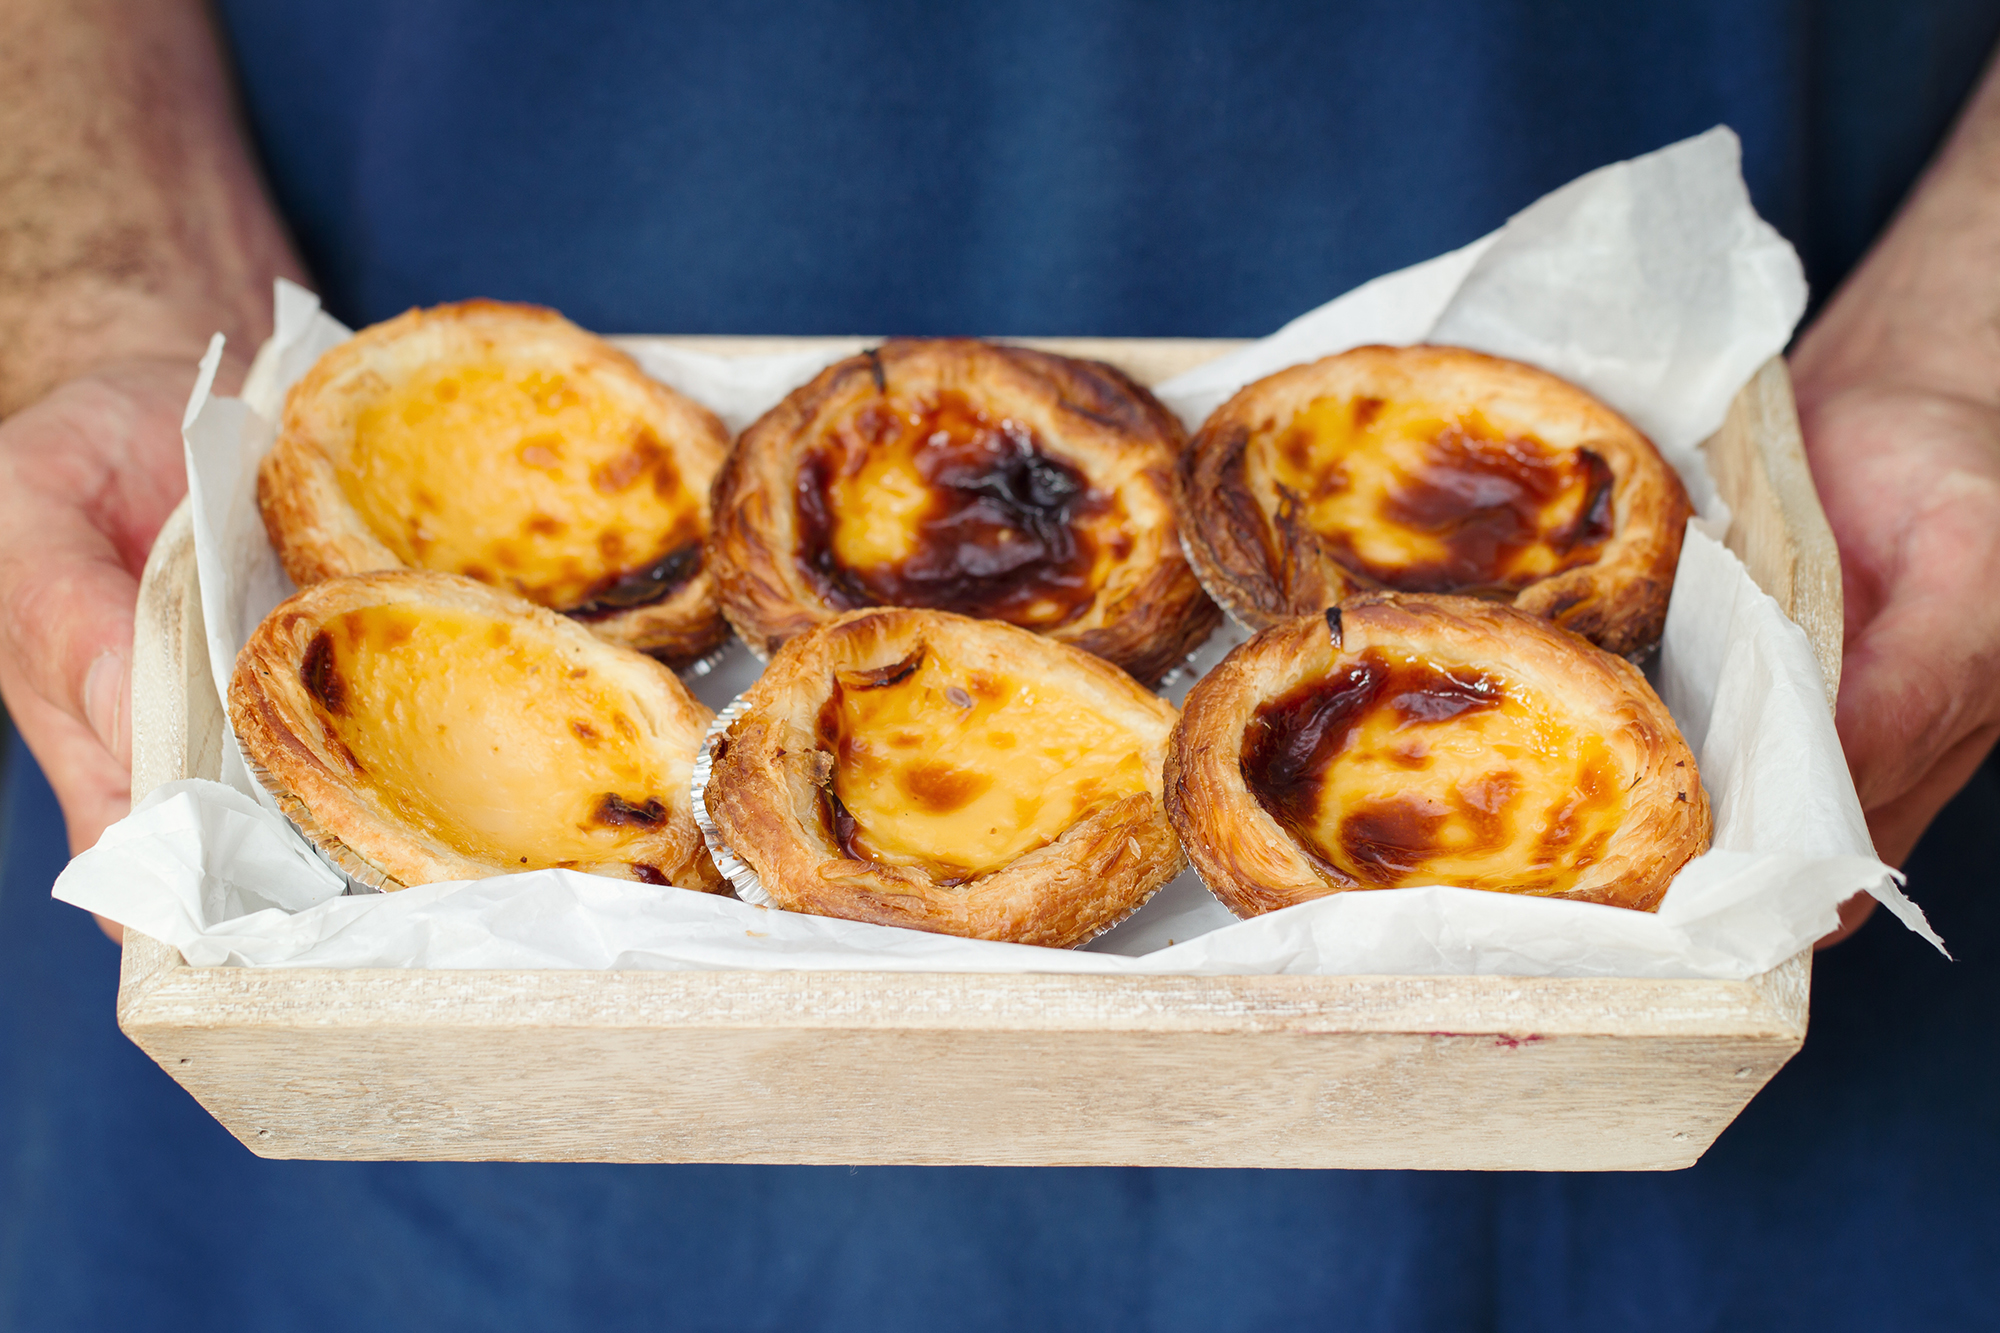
[259,301,731,666]
[1177,345,1691,658]
[703,608,1185,947]
[1165,594,1708,916]
[708,339,1218,685]
[230,571,723,892]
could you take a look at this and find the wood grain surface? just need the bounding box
[118,342,1833,1169]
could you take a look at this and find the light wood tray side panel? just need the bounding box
[145,1023,1785,1169]
[1705,358,1843,699]
[123,500,218,1003]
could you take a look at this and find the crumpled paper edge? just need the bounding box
[56,774,1916,978]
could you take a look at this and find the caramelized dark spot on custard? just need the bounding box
[824,775,974,886]
[794,390,1115,628]
[301,630,345,715]
[812,649,987,880]
[1339,770,1521,880]
[1534,749,1620,867]
[630,863,669,885]
[1336,794,1448,879]
[1297,412,1617,594]
[593,794,668,828]
[590,426,678,496]
[823,785,866,861]
[1547,449,1616,553]
[1239,649,1504,880]
[813,651,929,774]
[835,648,925,692]
[565,542,703,619]
[1371,432,1610,591]
[902,760,993,813]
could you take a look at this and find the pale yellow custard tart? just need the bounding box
[702,607,1185,947]
[708,338,1218,685]
[1177,344,1691,658]
[1166,593,1708,917]
[259,300,731,666]
[230,571,722,892]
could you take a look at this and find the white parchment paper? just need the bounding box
[55,126,1942,977]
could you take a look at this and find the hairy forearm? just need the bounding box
[1793,52,2000,404]
[0,0,304,417]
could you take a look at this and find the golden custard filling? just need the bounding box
[339,354,704,612]
[813,646,1155,880]
[1248,394,1615,594]
[794,391,1137,629]
[1240,648,1627,894]
[300,604,684,870]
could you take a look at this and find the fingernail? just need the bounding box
[84,650,128,764]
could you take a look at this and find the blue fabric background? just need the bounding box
[7,1,2000,1325]
[214,0,2000,333]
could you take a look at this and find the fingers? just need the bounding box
[0,670,130,852]
[0,394,147,764]
[1857,722,2000,867]
[0,360,192,855]
[0,532,141,852]
[1798,384,2000,862]
[0,533,140,768]
[1832,475,2000,815]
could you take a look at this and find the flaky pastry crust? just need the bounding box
[1165,594,1709,916]
[259,300,731,666]
[709,338,1218,685]
[1177,345,1691,658]
[703,607,1186,947]
[230,570,723,893]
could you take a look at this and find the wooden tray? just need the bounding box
[117,339,1839,1169]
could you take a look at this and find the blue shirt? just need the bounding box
[216,0,2000,335]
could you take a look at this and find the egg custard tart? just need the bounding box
[703,608,1185,947]
[1166,594,1708,917]
[1178,345,1692,658]
[708,338,1219,685]
[230,571,723,892]
[259,300,731,666]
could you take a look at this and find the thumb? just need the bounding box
[0,537,142,854]
[1,543,140,762]
[0,370,183,853]
[0,391,149,756]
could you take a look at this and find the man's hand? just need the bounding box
[1791,52,2000,943]
[0,0,304,898]
[0,357,213,856]
[1798,384,2000,869]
